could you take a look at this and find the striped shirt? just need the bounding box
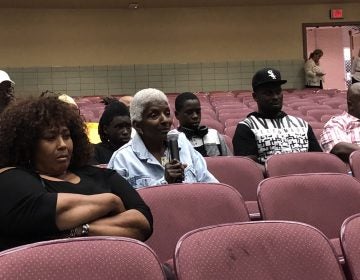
[321,111,360,152]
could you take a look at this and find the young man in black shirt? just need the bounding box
[175,92,231,157]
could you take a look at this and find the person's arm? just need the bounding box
[307,125,323,152]
[0,168,123,236]
[88,210,150,241]
[86,170,153,241]
[55,193,124,230]
[304,60,316,78]
[232,123,259,162]
[330,142,360,163]
[320,119,350,154]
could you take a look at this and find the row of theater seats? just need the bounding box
[205,152,352,219]
[0,151,359,279]
[76,89,347,143]
[1,181,360,279]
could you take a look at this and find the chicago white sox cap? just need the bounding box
[252,67,287,91]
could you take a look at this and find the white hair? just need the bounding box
[130,88,169,122]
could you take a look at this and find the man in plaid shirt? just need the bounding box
[321,83,360,162]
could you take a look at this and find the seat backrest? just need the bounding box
[0,237,166,280]
[224,125,237,138]
[138,183,250,262]
[205,156,263,201]
[298,105,332,114]
[313,128,323,141]
[265,152,347,177]
[307,121,325,129]
[341,213,360,280]
[258,173,360,238]
[218,111,252,123]
[306,108,343,121]
[224,118,241,127]
[319,99,346,108]
[174,221,345,280]
[350,150,360,180]
[288,101,315,110]
[200,119,224,133]
[221,134,233,154]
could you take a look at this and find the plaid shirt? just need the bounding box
[321,111,360,152]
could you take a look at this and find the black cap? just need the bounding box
[252,67,287,91]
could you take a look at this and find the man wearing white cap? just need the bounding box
[0,70,15,114]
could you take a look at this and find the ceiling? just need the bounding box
[0,0,357,9]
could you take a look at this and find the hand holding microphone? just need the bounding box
[165,131,187,183]
[167,131,180,161]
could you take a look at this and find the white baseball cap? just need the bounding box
[0,70,15,85]
[58,94,78,108]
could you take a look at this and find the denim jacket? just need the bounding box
[108,131,218,189]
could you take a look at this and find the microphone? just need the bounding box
[167,131,180,161]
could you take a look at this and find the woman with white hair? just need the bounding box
[108,88,218,188]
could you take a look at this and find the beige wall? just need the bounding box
[1,3,360,67]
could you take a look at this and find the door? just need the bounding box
[304,23,360,90]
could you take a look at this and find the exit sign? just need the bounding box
[330,9,343,19]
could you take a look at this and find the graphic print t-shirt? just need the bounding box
[233,112,311,164]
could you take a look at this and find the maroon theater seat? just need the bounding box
[205,156,264,219]
[297,105,332,116]
[224,125,237,139]
[221,134,233,154]
[349,150,360,180]
[200,119,224,133]
[138,183,250,263]
[287,101,315,110]
[306,108,343,122]
[341,213,360,280]
[258,173,360,261]
[0,237,166,280]
[265,152,348,177]
[174,221,345,280]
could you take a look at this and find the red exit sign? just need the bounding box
[330,8,343,19]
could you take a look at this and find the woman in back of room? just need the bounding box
[304,49,325,89]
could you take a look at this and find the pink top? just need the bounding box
[321,111,360,152]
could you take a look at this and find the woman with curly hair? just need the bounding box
[0,97,152,250]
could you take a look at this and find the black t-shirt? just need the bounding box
[93,142,117,164]
[0,165,153,251]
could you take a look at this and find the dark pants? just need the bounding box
[305,80,323,89]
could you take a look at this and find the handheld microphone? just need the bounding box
[167,131,180,161]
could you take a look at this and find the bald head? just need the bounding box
[347,83,360,119]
